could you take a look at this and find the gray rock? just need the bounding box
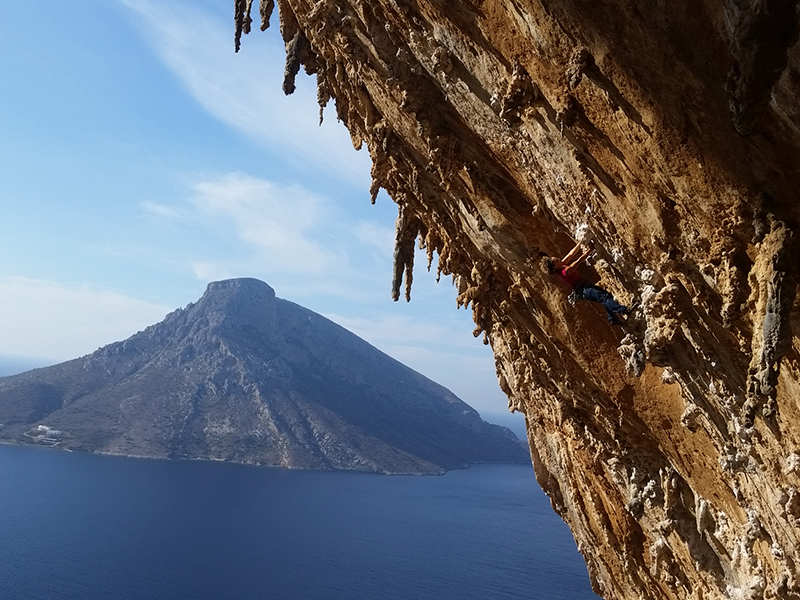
[0,278,527,474]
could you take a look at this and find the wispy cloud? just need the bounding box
[120,0,371,187]
[352,221,395,259]
[190,261,235,282]
[136,171,391,302]
[140,200,189,219]
[0,277,171,361]
[190,173,336,273]
[178,173,347,275]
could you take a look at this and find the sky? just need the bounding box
[0,0,523,433]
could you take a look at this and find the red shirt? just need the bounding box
[557,267,582,288]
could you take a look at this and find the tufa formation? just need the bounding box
[0,278,527,474]
[235,1,800,599]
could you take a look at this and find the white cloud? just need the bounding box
[0,277,172,362]
[140,200,188,219]
[190,261,234,282]
[352,221,395,258]
[121,0,371,186]
[136,171,388,300]
[187,171,345,275]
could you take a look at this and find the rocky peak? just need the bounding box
[184,278,278,337]
[116,278,281,359]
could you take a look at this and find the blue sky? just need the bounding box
[0,0,522,432]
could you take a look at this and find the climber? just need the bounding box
[542,241,630,325]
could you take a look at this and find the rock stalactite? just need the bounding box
[236,2,800,598]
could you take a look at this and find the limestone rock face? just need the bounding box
[236,1,800,598]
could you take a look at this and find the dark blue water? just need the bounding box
[0,445,597,599]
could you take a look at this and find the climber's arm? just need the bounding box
[561,242,583,264]
[563,247,593,274]
[562,240,593,268]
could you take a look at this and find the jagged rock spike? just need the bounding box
[259,0,275,31]
[391,205,420,302]
[283,30,307,95]
[233,0,253,53]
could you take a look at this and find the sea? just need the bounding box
[0,444,598,600]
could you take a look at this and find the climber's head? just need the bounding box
[542,257,562,274]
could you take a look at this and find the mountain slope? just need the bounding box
[0,278,526,474]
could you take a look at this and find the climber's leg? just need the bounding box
[579,284,628,323]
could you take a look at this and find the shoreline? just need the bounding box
[0,439,528,476]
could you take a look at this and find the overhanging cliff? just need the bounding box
[235,1,800,598]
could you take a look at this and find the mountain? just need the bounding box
[0,278,527,474]
[235,2,800,598]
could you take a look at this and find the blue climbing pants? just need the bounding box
[576,283,627,323]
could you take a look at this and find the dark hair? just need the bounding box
[542,257,556,274]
